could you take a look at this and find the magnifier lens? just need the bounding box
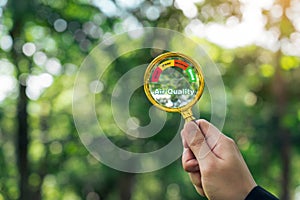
[144,52,204,121]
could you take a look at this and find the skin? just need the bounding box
[181,119,257,200]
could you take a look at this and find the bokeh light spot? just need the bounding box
[22,42,36,57]
[0,35,13,51]
[146,6,160,21]
[260,64,275,77]
[244,92,257,106]
[54,19,67,32]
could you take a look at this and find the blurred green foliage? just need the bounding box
[0,0,300,199]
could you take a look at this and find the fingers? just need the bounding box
[189,172,205,196]
[181,121,215,163]
[181,126,199,173]
[182,148,199,172]
[181,120,221,198]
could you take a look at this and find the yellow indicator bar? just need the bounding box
[159,60,174,70]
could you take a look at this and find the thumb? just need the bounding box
[181,121,216,163]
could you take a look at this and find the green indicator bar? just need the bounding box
[186,66,196,82]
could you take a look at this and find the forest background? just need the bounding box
[0,0,300,199]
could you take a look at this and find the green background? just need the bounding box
[0,0,300,199]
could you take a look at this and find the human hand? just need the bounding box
[181,119,257,200]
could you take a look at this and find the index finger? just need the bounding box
[182,147,199,172]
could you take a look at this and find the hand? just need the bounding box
[181,119,257,200]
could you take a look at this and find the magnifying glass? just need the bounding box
[144,52,205,122]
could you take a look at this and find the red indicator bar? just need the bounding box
[174,60,189,70]
[151,67,163,82]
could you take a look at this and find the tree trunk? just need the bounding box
[119,173,135,200]
[272,52,290,200]
[9,0,31,198]
[16,83,30,200]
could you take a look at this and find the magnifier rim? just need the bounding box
[144,52,205,113]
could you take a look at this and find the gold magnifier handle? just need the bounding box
[181,108,195,122]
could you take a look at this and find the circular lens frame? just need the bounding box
[144,52,205,113]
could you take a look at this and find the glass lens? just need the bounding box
[146,54,203,109]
